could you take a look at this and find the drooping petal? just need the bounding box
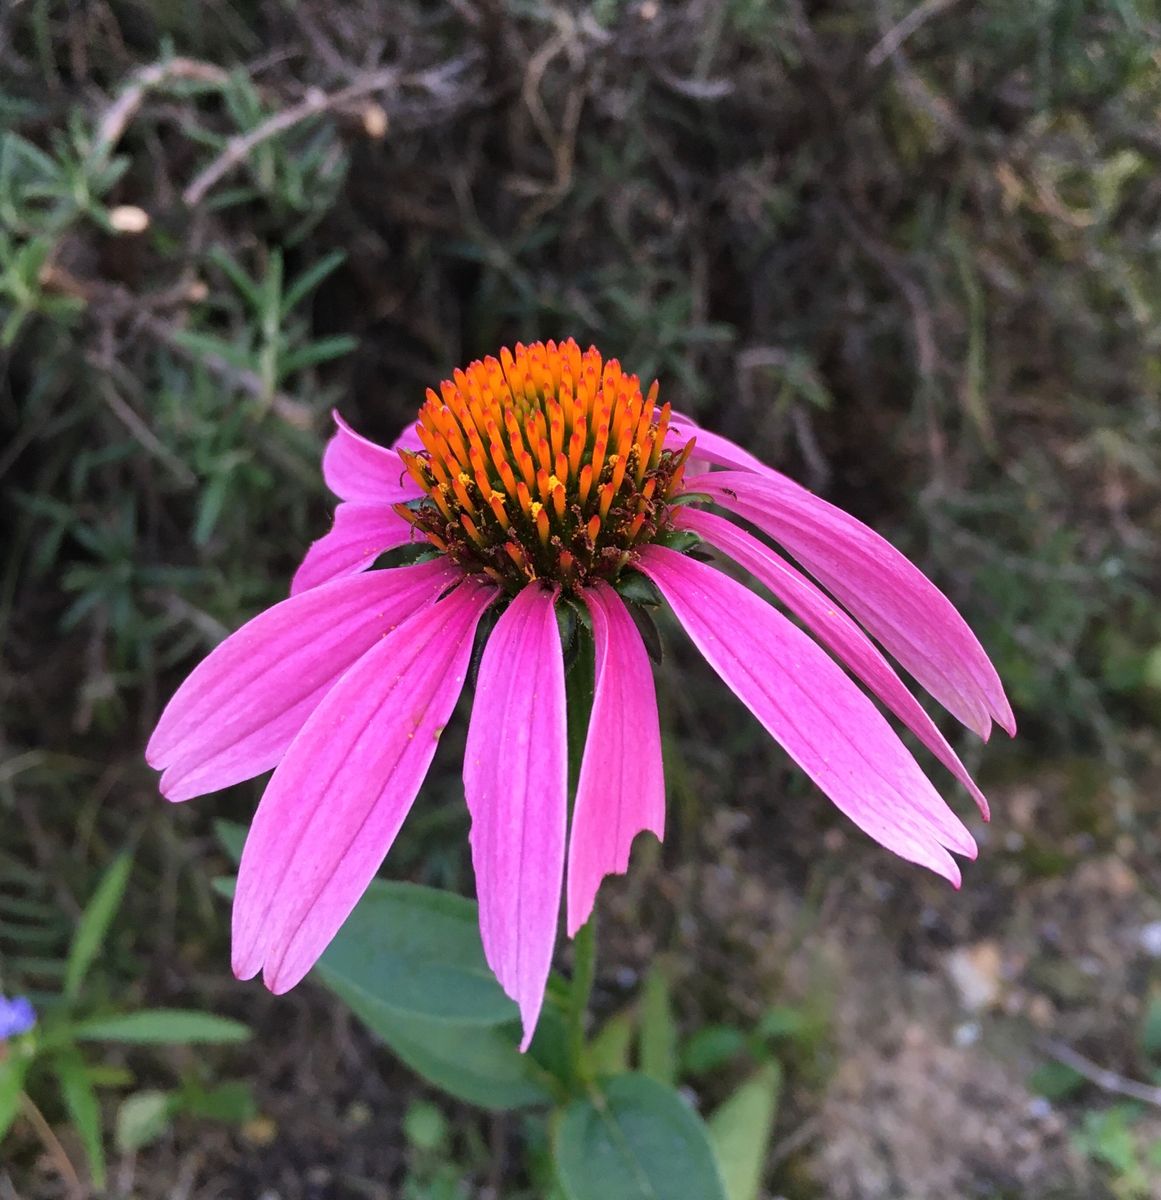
[323,411,424,504]
[232,578,497,991]
[677,507,989,818]
[463,584,567,1049]
[291,502,418,594]
[638,546,977,882]
[567,582,666,937]
[147,559,461,801]
[695,471,1015,739]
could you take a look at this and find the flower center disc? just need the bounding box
[397,339,693,593]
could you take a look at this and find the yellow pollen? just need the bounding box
[395,338,694,591]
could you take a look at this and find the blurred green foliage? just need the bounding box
[1,854,252,1189]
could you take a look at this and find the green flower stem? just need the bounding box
[563,610,597,1083]
[568,912,597,1082]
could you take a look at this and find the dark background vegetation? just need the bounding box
[2,1,1160,1196]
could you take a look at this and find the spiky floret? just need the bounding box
[396,339,694,592]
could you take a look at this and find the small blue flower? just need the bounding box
[0,995,36,1040]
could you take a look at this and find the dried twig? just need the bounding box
[1036,1037,1161,1108]
[91,57,229,165]
[182,68,399,206]
[40,265,315,429]
[18,1094,84,1199]
[866,0,964,70]
[92,373,199,487]
[181,53,481,206]
[768,1115,823,1169]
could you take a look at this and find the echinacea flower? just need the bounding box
[147,338,1014,1046]
[0,995,36,1040]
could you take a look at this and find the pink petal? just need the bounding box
[291,502,418,595]
[665,409,774,476]
[232,578,497,990]
[566,582,665,937]
[463,585,567,1050]
[323,411,423,504]
[678,508,989,819]
[695,471,1015,739]
[638,546,977,882]
[392,423,424,453]
[147,559,462,802]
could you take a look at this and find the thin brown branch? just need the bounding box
[39,265,315,430]
[181,68,399,206]
[18,1094,84,1200]
[1036,1037,1161,1108]
[91,57,229,165]
[866,0,965,70]
[90,371,199,487]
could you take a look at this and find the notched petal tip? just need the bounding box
[157,771,198,804]
[230,950,261,983]
[262,958,306,996]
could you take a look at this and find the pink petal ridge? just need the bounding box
[147,558,462,802]
[231,578,498,991]
[463,584,567,1050]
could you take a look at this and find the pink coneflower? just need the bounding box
[147,339,1014,1046]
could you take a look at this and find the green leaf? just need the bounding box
[171,329,256,372]
[64,852,132,1004]
[526,980,572,1086]
[754,1006,809,1044]
[681,1026,747,1078]
[214,819,247,863]
[615,571,662,607]
[1076,1106,1143,1176]
[1140,992,1161,1059]
[1028,1060,1085,1101]
[589,1010,636,1076]
[53,1053,106,1189]
[116,1090,176,1153]
[707,1063,781,1200]
[208,246,263,311]
[217,826,514,1026]
[639,964,678,1086]
[330,977,554,1110]
[279,334,358,377]
[180,1080,256,1123]
[281,249,347,315]
[0,1058,28,1141]
[72,1009,250,1045]
[554,1074,728,1200]
[403,1100,449,1152]
[314,880,518,1025]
